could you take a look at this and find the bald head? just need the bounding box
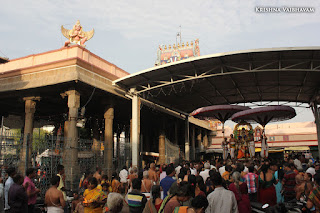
[295,174,304,185]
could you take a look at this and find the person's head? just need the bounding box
[295,174,304,185]
[283,163,290,171]
[150,163,155,169]
[185,162,190,170]
[132,166,138,173]
[57,165,65,175]
[26,168,36,178]
[270,162,278,172]
[122,165,127,170]
[188,175,197,197]
[196,175,206,193]
[210,171,223,187]
[314,172,320,186]
[162,164,167,172]
[235,163,244,173]
[96,167,102,173]
[107,193,124,213]
[248,165,254,173]
[151,185,161,200]
[204,162,210,170]
[112,172,118,180]
[6,167,16,177]
[102,175,108,181]
[132,178,141,190]
[51,175,60,187]
[230,134,234,138]
[191,195,209,213]
[166,165,175,176]
[261,164,270,174]
[225,165,232,172]
[143,171,149,179]
[102,183,109,192]
[176,181,192,202]
[315,162,320,171]
[88,177,98,190]
[231,171,241,183]
[304,173,312,182]
[73,191,80,200]
[13,174,24,185]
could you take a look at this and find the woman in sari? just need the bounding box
[258,164,277,206]
[83,177,105,213]
[229,172,251,213]
[111,172,121,193]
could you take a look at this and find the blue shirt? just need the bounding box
[160,176,176,199]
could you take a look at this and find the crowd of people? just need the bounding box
[0,154,320,213]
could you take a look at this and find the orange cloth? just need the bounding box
[111,179,121,193]
[237,149,245,159]
[83,187,103,213]
[222,171,230,181]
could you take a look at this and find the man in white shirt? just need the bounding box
[190,162,197,176]
[200,162,211,183]
[160,164,167,182]
[119,166,128,183]
[206,172,238,213]
[119,165,128,193]
[294,155,303,171]
[4,167,16,212]
[219,165,225,176]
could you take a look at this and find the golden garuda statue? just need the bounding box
[61,20,94,47]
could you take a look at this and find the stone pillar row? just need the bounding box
[19,96,40,174]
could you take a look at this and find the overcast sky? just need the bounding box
[1,0,319,126]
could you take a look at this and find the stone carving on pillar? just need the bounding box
[61,90,80,190]
[104,104,114,178]
[19,96,40,174]
[159,131,166,165]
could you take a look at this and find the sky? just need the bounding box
[1,0,320,127]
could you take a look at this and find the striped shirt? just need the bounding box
[127,189,147,213]
[283,170,296,199]
[308,185,320,210]
[244,172,258,194]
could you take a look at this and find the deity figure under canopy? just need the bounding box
[61,20,94,47]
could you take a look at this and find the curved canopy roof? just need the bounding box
[114,47,320,114]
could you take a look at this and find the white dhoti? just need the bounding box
[222,146,228,160]
[249,141,255,158]
[260,138,268,158]
[230,148,235,159]
[230,141,236,159]
[47,206,64,213]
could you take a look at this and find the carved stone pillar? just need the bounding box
[191,125,196,160]
[159,129,166,164]
[62,90,80,190]
[104,104,114,178]
[197,129,202,153]
[19,97,40,174]
[185,117,190,161]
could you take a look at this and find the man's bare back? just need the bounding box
[45,187,65,208]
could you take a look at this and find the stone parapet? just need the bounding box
[0,45,129,79]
